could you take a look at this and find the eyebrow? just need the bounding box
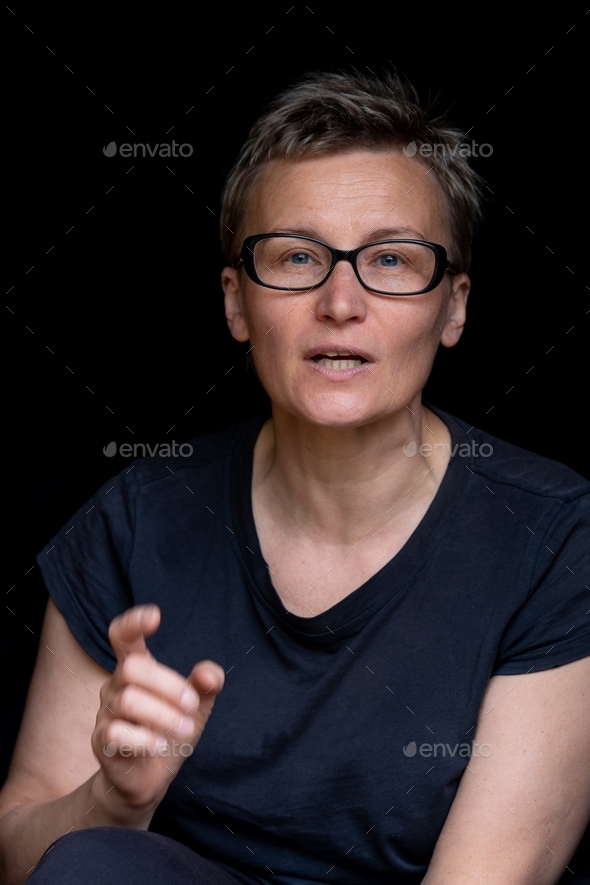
[270,225,427,244]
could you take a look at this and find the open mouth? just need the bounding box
[311,351,368,369]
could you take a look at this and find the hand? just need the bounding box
[91,604,224,824]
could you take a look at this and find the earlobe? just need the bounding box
[222,267,250,343]
[440,273,470,348]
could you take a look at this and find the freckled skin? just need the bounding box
[223,150,469,430]
[220,151,472,608]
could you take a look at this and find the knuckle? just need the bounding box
[119,684,141,716]
[181,689,200,715]
[103,723,115,745]
[160,704,181,734]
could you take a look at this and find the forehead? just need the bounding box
[246,150,451,247]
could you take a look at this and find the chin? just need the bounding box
[285,392,391,430]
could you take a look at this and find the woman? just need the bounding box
[0,71,588,885]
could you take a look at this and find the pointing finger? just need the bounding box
[108,604,161,664]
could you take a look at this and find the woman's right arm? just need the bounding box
[0,597,224,885]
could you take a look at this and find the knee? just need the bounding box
[28,827,152,884]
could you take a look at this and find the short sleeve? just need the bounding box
[36,467,138,672]
[493,493,590,675]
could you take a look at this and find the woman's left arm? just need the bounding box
[422,656,590,885]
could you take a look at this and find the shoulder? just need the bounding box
[38,417,264,545]
[116,416,264,492]
[437,407,590,505]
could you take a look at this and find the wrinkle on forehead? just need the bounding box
[247,150,451,250]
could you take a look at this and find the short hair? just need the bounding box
[220,70,485,273]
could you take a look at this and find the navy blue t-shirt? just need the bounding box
[36,408,590,885]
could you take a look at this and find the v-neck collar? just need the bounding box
[230,406,472,645]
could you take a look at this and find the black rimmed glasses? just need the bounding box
[240,234,457,296]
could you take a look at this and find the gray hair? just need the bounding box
[220,70,485,273]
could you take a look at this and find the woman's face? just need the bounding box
[222,150,470,429]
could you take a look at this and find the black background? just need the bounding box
[2,1,589,870]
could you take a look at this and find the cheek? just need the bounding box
[241,285,270,340]
[380,297,447,355]
[377,299,449,393]
[245,299,284,353]
[243,293,294,382]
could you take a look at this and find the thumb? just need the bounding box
[187,661,225,730]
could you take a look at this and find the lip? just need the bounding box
[303,343,375,362]
[306,359,373,381]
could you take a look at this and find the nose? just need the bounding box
[312,259,368,325]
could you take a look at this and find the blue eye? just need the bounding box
[290,252,312,264]
[377,254,400,267]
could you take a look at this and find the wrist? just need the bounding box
[88,767,157,830]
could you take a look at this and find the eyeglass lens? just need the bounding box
[252,237,436,294]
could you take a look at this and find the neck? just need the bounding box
[253,398,451,548]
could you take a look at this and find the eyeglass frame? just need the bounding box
[239,233,458,297]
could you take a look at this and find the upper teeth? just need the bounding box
[324,351,356,357]
[317,355,363,369]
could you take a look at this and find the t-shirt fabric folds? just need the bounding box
[36,408,590,885]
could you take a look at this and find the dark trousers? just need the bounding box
[27,826,246,884]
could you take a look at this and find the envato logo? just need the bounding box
[103,140,193,158]
[103,440,194,458]
[403,141,493,159]
[402,441,493,458]
[403,741,493,758]
[103,740,192,758]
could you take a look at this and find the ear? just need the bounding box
[222,266,250,343]
[440,272,470,348]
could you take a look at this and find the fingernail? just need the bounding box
[181,686,198,711]
[178,716,193,736]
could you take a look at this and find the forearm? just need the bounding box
[0,768,155,885]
